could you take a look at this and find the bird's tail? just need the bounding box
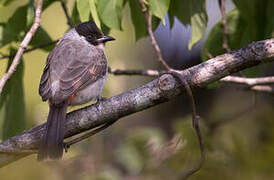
[37,102,68,161]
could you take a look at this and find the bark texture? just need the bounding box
[0,38,273,167]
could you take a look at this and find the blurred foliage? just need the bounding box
[29,26,54,51]
[0,0,274,180]
[148,0,170,25]
[168,0,208,49]
[202,0,274,77]
[0,48,26,140]
[76,0,90,22]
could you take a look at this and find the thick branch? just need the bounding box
[108,69,274,94]
[0,0,43,95]
[0,38,273,167]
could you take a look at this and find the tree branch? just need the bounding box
[60,0,74,28]
[0,0,43,95]
[109,68,274,94]
[0,40,59,60]
[221,76,274,93]
[138,0,171,70]
[218,0,231,52]
[249,85,274,93]
[108,67,161,77]
[0,38,272,167]
[221,76,274,86]
[138,0,205,177]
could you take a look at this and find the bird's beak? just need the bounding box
[95,35,115,44]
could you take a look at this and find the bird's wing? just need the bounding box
[39,51,53,101]
[39,38,107,104]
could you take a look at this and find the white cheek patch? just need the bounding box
[80,35,86,41]
[97,43,105,50]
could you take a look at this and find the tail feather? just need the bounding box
[38,102,68,161]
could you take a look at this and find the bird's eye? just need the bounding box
[86,35,93,40]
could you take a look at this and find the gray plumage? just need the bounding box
[38,21,114,160]
[39,29,107,105]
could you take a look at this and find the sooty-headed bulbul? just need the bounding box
[37,21,115,161]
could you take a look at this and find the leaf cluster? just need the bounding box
[0,0,273,160]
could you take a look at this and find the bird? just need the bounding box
[37,20,115,161]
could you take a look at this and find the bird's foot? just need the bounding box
[97,96,107,102]
[94,96,107,107]
[63,142,70,153]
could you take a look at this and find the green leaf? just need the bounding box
[1,4,28,46]
[207,81,221,89]
[232,0,274,40]
[89,0,101,29]
[1,48,26,140]
[168,0,191,27]
[168,0,207,49]
[43,0,58,10]
[129,0,160,41]
[29,26,54,51]
[0,23,4,46]
[2,0,16,6]
[71,1,81,25]
[129,0,146,40]
[265,1,274,37]
[149,0,170,25]
[96,0,123,30]
[188,0,208,50]
[26,0,35,27]
[101,23,110,35]
[77,0,90,22]
[202,1,273,77]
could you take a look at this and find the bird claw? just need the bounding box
[96,96,107,102]
[63,143,70,153]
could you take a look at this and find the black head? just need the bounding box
[75,21,115,45]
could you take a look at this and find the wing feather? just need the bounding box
[39,38,107,104]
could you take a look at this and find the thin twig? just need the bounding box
[138,0,205,178]
[64,121,115,151]
[249,85,274,93]
[0,40,58,60]
[0,38,273,166]
[218,0,231,52]
[138,0,170,70]
[205,50,274,93]
[205,48,214,59]
[171,70,205,180]
[0,0,44,95]
[108,67,162,77]
[221,76,274,86]
[108,68,274,94]
[111,67,274,94]
[221,76,274,93]
[25,40,58,53]
[61,0,74,28]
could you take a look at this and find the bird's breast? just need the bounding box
[69,76,106,106]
